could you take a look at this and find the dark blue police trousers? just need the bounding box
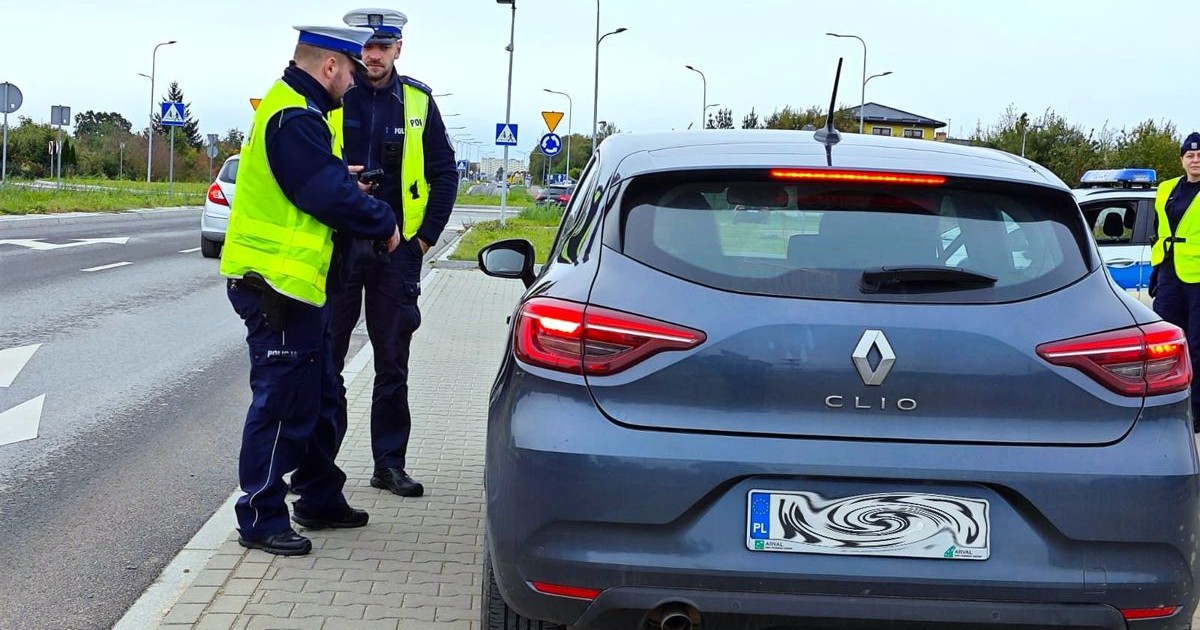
[1152,264,1200,425]
[329,238,424,471]
[227,279,350,540]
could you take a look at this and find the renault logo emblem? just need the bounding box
[852,330,895,386]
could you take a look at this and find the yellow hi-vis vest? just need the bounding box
[327,80,429,240]
[1151,176,1200,282]
[220,80,341,306]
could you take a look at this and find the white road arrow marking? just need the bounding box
[0,395,44,447]
[0,237,130,250]
[0,344,40,388]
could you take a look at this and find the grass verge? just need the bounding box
[448,206,562,265]
[0,179,206,214]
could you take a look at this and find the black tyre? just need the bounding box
[482,551,565,630]
[200,237,221,259]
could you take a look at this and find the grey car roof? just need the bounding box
[599,130,1068,190]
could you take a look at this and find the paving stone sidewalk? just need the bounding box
[155,268,525,630]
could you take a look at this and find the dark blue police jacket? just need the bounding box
[341,72,458,247]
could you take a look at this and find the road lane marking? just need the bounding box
[0,237,130,250]
[82,262,133,272]
[178,247,201,253]
[0,395,44,447]
[0,344,41,388]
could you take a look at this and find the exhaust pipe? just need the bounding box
[648,602,700,630]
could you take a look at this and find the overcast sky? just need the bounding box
[2,0,1196,161]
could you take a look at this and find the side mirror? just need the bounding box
[478,238,536,288]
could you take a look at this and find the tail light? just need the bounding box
[770,168,946,186]
[1036,322,1191,396]
[531,581,602,600]
[513,297,706,375]
[1121,606,1179,620]
[207,183,229,206]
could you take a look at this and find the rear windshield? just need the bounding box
[618,170,1093,303]
[218,158,239,184]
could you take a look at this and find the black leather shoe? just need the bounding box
[237,529,311,556]
[370,467,425,497]
[292,506,370,530]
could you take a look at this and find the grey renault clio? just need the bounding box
[478,128,1200,630]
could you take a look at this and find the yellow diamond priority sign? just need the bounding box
[541,111,564,133]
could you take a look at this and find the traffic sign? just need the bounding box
[0,83,22,115]
[495,123,518,146]
[206,144,218,159]
[50,105,71,127]
[160,102,186,127]
[539,133,562,157]
[541,111,563,133]
[456,159,469,171]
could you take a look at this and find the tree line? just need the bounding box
[701,103,1187,185]
[1,82,244,182]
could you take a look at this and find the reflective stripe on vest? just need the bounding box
[1151,176,1200,282]
[219,80,340,306]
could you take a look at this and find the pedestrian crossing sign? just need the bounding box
[495,123,518,146]
[160,102,185,127]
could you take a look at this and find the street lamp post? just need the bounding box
[826,32,866,133]
[119,141,126,179]
[593,1,627,156]
[865,71,892,87]
[146,40,176,184]
[543,88,573,181]
[496,0,516,224]
[704,103,721,128]
[685,65,707,130]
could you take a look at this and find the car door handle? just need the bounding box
[1105,258,1137,268]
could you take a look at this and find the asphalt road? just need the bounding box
[0,207,482,630]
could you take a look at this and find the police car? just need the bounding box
[1071,168,1157,303]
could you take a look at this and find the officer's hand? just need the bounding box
[416,237,430,254]
[385,225,401,253]
[347,165,373,194]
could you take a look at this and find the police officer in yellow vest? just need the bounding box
[219,25,401,556]
[1150,131,1200,431]
[327,8,459,498]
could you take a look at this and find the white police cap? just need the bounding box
[343,8,408,44]
[293,25,374,71]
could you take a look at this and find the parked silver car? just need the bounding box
[201,155,238,258]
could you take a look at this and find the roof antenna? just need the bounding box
[814,57,843,147]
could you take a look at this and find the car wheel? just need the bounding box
[482,551,564,630]
[200,237,221,259]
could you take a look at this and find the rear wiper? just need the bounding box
[860,266,997,293]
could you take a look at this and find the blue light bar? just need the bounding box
[1079,168,1157,188]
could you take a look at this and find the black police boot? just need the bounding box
[370,467,425,497]
[291,505,370,530]
[237,529,312,556]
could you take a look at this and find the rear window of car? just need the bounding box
[218,158,239,184]
[618,170,1093,303]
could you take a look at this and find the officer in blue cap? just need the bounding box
[326,8,459,498]
[1149,131,1200,431]
[219,24,402,556]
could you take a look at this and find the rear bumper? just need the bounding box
[574,587,1147,630]
[484,373,1200,629]
[201,205,227,241]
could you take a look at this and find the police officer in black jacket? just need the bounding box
[330,8,458,497]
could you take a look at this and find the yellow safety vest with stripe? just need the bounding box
[327,80,429,240]
[1151,176,1200,282]
[219,80,340,306]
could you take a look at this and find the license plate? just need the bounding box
[746,490,989,560]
